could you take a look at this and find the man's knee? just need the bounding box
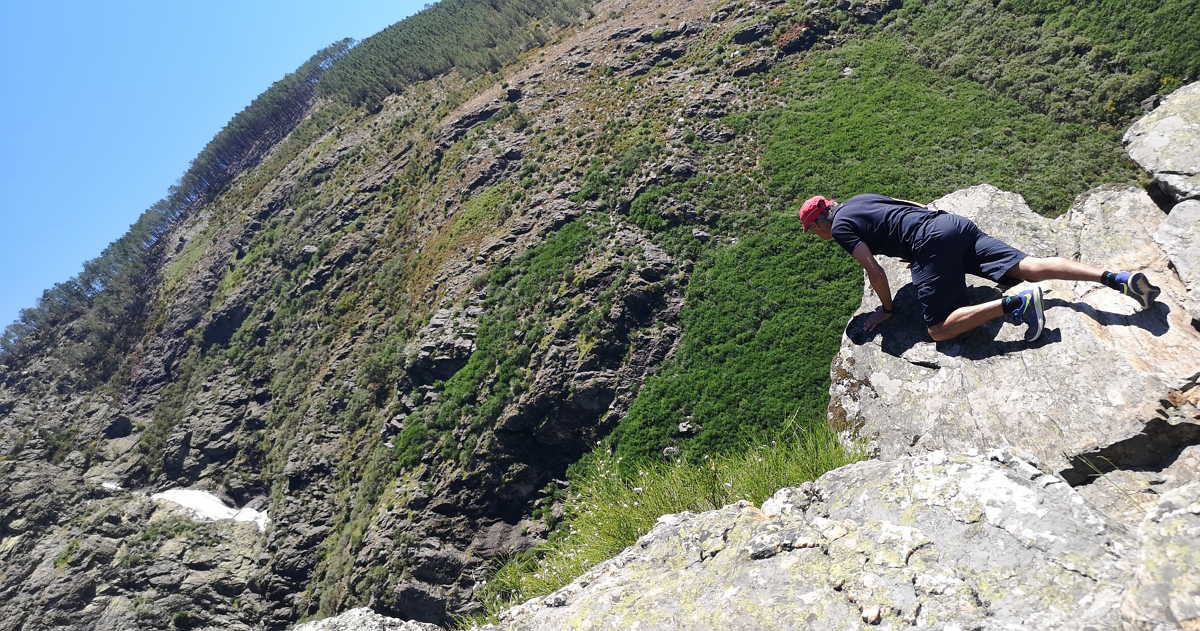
[927,323,954,342]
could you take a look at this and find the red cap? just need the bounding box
[799,196,835,229]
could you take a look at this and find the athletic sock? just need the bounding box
[1101,271,1129,290]
[1002,295,1022,312]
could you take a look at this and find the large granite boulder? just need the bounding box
[828,184,1200,527]
[479,451,1127,630]
[1154,199,1200,321]
[1124,81,1200,204]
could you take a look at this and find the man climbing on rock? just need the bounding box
[798,193,1160,341]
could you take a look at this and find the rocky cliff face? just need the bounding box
[2,0,1195,628]
[299,82,1200,630]
[0,0,890,627]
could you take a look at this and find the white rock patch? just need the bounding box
[150,489,270,532]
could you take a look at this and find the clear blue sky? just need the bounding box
[0,1,426,330]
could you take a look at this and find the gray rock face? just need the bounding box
[481,451,1128,630]
[1154,199,1200,321]
[1122,482,1200,630]
[0,484,269,631]
[406,305,482,384]
[294,608,442,631]
[827,184,1200,528]
[1124,81,1200,203]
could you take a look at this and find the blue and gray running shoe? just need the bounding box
[1114,271,1160,310]
[1006,286,1045,341]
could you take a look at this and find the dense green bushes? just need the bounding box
[609,216,860,464]
[752,36,1138,215]
[1004,0,1199,82]
[883,0,1198,123]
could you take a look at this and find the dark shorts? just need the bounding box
[909,213,1027,326]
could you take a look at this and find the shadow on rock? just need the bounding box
[847,283,1066,360]
[1044,297,1172,337]
[847,283,1174,360]
[845,284,926,356]
[939,326,1063,359]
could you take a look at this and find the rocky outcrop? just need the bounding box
[300,450,1200,630]
[1154,199,1200,321]
[486,451,1128,630]
[828,183,1200,527]
[293,608,440,631]
[828,82,1200,534]
[406,305,482,384]
[0,482,270,630]
[1122,481,1200,630]
[1123,79,1200,319]
[1124,81,1200,204]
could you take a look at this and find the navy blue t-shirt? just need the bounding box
[831,194,936,260]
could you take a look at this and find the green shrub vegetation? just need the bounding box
[1002,0,1199,85]
[610,215,860,463]
[882,0,1199,122]
[751,36,1139,216]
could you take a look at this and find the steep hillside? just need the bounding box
[1,0,1196,629]
[302,88,1200,630]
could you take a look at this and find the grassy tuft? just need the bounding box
[461,419,862,627]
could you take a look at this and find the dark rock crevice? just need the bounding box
[1059,418,1200,487]
[1144,179,1179,212]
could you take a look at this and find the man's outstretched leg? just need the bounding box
[1011,257,1160,309]
[927,257,1159,342]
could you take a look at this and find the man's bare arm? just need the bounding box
[851,243,893,311]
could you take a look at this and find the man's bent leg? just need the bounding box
[927,299,1005,341]
[1010,257,1102,283]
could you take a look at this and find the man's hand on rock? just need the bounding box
[865,307,892,332]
